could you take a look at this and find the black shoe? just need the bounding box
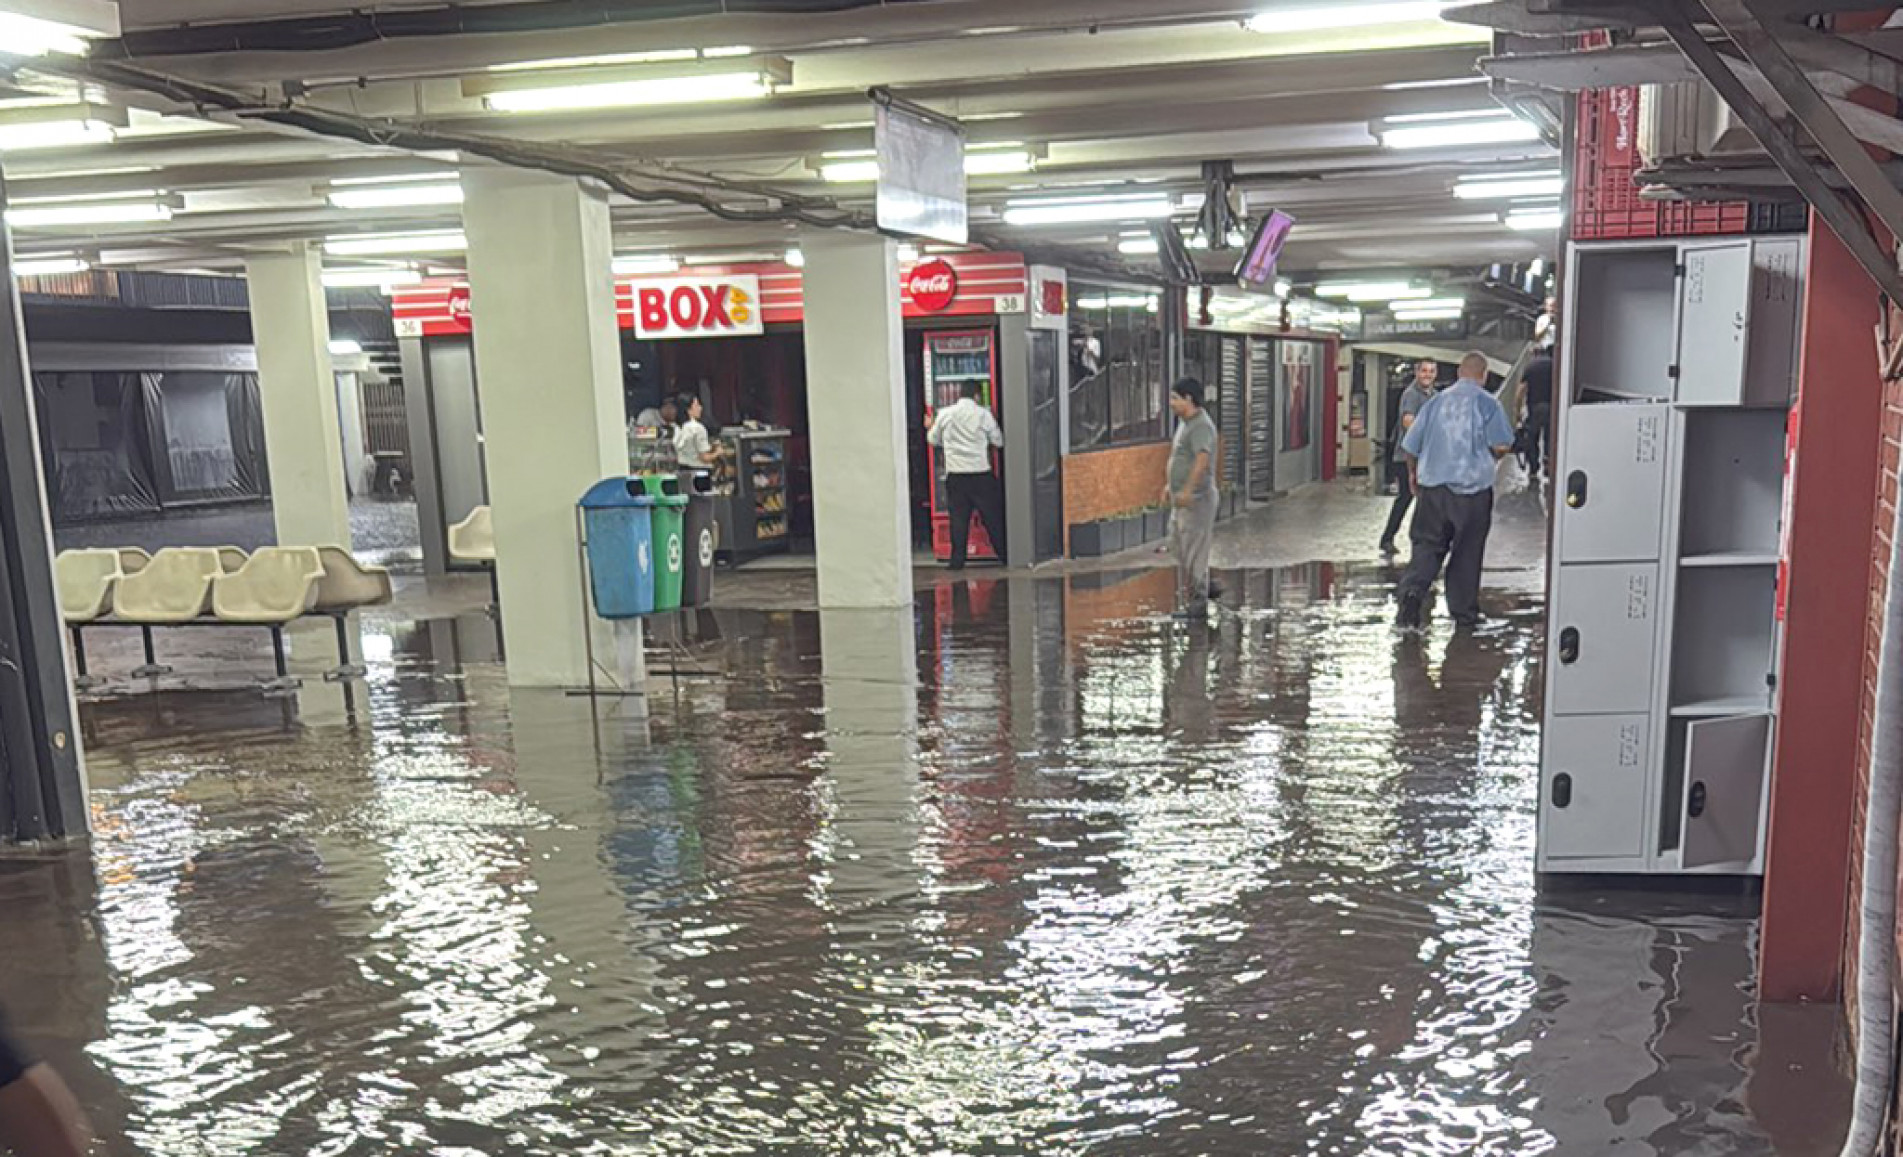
[1206,578,1225,600]
[1453,612,1482,629]
[1379,538,1397,557]
[1396,589,1424,630]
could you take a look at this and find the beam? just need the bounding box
[1769,19,1903,93]
[1660,13,1903,303]
[1444,0,1643,32]
[1480,42,1703,88]
[1700,0,1903,240]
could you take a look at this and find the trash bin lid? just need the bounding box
[579,477,648,508]
[654,495,689,507]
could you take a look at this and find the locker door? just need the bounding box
[1541,714,1650,861]
[1675,241,1755,407]
[1549,562,1660,715]
[1680,712,1771,869]
[1557,402,1669,563]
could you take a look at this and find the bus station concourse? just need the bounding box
[1,0,1902,1153]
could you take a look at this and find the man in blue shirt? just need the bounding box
[1396,351,1516,628]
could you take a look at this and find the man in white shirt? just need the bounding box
[926,381,1007,569]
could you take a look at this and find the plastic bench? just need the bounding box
[212,547,326,690]
[312,546,395,679]
[112,548,221,676]
[56,550,121,687]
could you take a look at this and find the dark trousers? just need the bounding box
[1403,484,1494,620]
[946,471,1007,568]
[1522,402,1551,479]
[1380,462,1415,546]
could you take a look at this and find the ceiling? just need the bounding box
[0,0,1561,297]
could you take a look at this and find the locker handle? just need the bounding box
[1559,627,1580,664]
[1565,470,1588,509]
[1688,781,1708,819]
[1552,773,1573,809]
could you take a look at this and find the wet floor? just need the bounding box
[0,559,1848,1155]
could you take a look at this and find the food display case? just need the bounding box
[924,329,1001,562]
[712,426,792,562]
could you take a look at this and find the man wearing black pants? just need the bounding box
[1380,359,1439,556]
[1397,352,1516,628]
[927,380,1007,568]
[1520,346,1555,485]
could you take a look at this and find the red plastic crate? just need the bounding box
[1573,86,1752,240]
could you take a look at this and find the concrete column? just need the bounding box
[463,167,627,688]
[246,245,352,549]
[800,229,913,609]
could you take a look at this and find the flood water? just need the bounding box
[0,565,1848,1155]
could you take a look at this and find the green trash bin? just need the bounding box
[639,474,688,610]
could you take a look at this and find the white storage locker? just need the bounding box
[1540,714,1652,863]
[1679,713,1772,869]
[1674,241,1754,407]
[1557,402,1670,564]
[1549,563,1661,716]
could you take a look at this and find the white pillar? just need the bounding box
[800,229,913,609]
[463,167,628,688]
[247,245,351,549]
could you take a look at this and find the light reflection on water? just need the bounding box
[0,565,1846,1155]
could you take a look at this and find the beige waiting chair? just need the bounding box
[212,547,326,686]
[111,547,222,677]
[56,550,122,687]
[117,547,152,575]
[448,505,496,563]
[313,546,394,679]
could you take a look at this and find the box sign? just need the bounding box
[633,275,765,340]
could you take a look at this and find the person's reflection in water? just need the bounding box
[1162,619,1215,744]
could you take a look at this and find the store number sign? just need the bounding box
[634,275,766,340]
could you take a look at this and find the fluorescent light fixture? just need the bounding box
[0,119,116,150]
[820,147,1036,183]
[1506,208,1564,231]
[784,248,804,268]
[473,61,790,114]
[490,48,699,73]
[328,338,364,356]
[327,183,464,210]
[12,187,161,206]
[13,255,87,276]
[1246,2,1447,33]
[1384,107,1513,125]
[1393,296,1465,311]
[702,44,754,58]
[1003,196,1173,226]
[680,251,778,265]
[322,267,423,288]
[0,3,122,57]
[1119,237,1160,255]
[324,230,467,256]
[8,200,173,227]
[611,253,681,275]
[1380,117,1542,149]
[1393,306,1464,321]
[1315,280,1421,300]
[1077,293,1160,309]
[1274,278,1292,297]
[329,171,458,187]
[1454,176,1564,199]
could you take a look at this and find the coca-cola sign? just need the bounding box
[905,259,959,313]
[446,285,473,330]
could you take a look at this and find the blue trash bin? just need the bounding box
[580,477,657,619]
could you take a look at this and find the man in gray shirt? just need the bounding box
[1164,377,1221,617]
[1380,359,1440,556]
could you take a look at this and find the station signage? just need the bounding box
[633,275,765,340]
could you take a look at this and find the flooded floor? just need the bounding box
[0,531,1850,1154]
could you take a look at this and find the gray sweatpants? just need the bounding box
[1170,487,1220,606]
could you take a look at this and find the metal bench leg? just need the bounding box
[132,626,171,678]
[324,612,367,682]
[70,626,101,690]
[489,565,506,661]
[262,625,300,696]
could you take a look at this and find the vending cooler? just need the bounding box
[924,329,1001,562]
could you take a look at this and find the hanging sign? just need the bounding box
[906,259,959,313]
[633,275,765,340]
[874,91,968,245]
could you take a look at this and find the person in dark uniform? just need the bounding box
[0,1012,88,1157]
[1520,346,1555,485]
[1380,359,1439,557]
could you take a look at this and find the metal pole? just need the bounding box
[0,167,83,843]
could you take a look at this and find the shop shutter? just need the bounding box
[1219,337,1246,491]
[1249,339,1275,500]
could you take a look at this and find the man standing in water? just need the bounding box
[1164,377,1221,617]
[1396,351,1515,629]
[0,1013,88,1156]
[1379,359,1440,556]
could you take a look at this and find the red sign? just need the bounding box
[446,285,472,331]
[632,275,764,340]
[906,259,959,313]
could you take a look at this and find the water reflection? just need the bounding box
[0,565,1844,1155]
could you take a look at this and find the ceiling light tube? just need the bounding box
[820,148,1037,183]
[680,251,779,266]
[1383,107,1515,125]
[328,339,364,356]
[324,231,468,256]
[0,3,121,56]
[0,119,116,151]
[326,183,465,210]
[1380,117,1542,149]
[1392,306,1465,321]
[1315,280,1417,300]
[471,59,792,114]
[1453,176,1564,200]
[1506,208,1564,231]
[13,255,87,276]
[1391,296,1465,311]
[783,249,805,268]
[1003,197,1173,226]
[329,171,459,187]
[612,254,681,275]
[9,200,174,227]
[1118,237,1161,255]
[322,267,423,288]
[1246,2,1447,33]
